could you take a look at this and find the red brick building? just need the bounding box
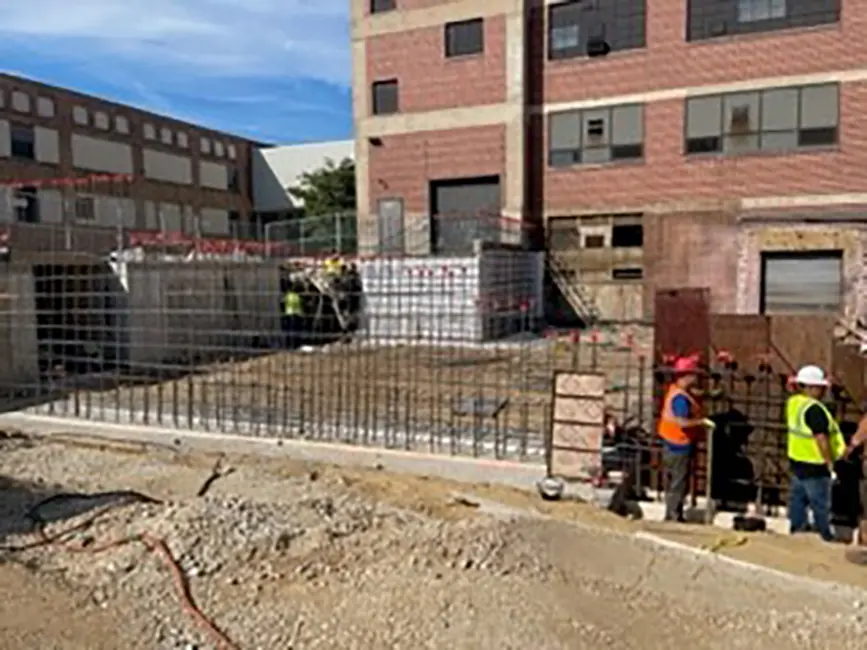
[353,0,867,323]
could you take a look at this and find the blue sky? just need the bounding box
[0,0,353,144]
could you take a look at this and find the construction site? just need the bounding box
[4,1,867,642]
[1,177,867,647]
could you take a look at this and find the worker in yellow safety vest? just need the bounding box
[323,255,342,276]
[281,284,304,348]
[786,365,846,542]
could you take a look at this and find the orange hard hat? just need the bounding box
[673,356,699,374]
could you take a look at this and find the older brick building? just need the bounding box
[352,0,867,323]
[0,73,258,257]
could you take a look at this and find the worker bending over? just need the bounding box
[657,357,715,522]
[786,365,846,542]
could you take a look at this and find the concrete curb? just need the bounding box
[0,412,545,492]
[632,531,867,598]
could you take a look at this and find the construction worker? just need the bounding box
[786,365,846,542]
[280,281,304,348]
[323,254,342,277]
[658,356,715,522]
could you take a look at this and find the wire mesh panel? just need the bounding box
[0,201,620,464]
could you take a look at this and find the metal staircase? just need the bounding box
[546,254,601,325]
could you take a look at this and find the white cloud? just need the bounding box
[0,0,350,86]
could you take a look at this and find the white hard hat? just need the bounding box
[795,365,829,387]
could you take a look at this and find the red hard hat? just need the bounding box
[673,356,699,374]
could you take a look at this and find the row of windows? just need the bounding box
[548,0,839,60]
[371,0,839,59]
[0,88,238,160]
[5,121,241,190]
[5,189,236,230]
[547,83,838,167]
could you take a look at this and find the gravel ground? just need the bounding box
[0,430,865,650]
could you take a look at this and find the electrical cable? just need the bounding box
[1,491,239,650]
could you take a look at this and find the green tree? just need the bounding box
[287,157,356,254]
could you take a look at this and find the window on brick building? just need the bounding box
[612,267,643,280]
[685,83,838,156]
[445,18,484,57]
[761,251,842,313]
[372,80,399,115]
[548,104,643,167]
[686,0,839,42]
[370,0,395,14]
[548,0,645,60]
[10,123,35,160]
[13,187,39,223]
[74,197,96,221]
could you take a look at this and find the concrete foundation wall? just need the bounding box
[124,262,281,367]
[0,270,39,390]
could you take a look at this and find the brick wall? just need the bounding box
[543,4,865,105]
[366,125,506,214]
[543,82,867,211]
[366,18,507,114]
[0,74,254,222]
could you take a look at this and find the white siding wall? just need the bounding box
[183,206,196,234]
[0,120,10,158]
[143,149,192,185]
[37,189,63,223]
[144,201,158,230]
[160,203,183,231]
[0,188,11,221]
[93,196,136,228]
[199,160,229,190]
[200,208,230,235]
[34,126,60,164]
[71,134,134,174]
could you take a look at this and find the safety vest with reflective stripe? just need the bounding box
[283,291,302,316]
[786,394,846,464]
[658,385,701,446]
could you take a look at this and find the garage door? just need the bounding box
[430,176,501,254]
[761,252,842,313]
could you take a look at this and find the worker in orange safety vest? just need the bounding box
[658,356,716,522]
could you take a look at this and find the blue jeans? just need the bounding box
[788,473,833,541]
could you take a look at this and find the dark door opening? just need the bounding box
[429,175,501,254]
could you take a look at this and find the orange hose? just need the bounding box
[31,521,239,650]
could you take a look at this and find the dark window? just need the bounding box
[445,18,484,57]
[430,176,501,253]
[10,123,35,160]
[612,267,643,280]
[760,250,842,313]
[228,167,240,192]
[74,197,95,221]
[13,186,38,223]
[611,223,643,247]
[685,83,838,156]
[372,80,399,116]
[687,0,839,42]
[583,234,605,248]
[370,0,395,13]
[548,0,645,61]
[549,104,643,167]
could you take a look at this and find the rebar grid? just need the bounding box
[0,210,652,466]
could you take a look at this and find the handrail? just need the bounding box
[545,254,600,325]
